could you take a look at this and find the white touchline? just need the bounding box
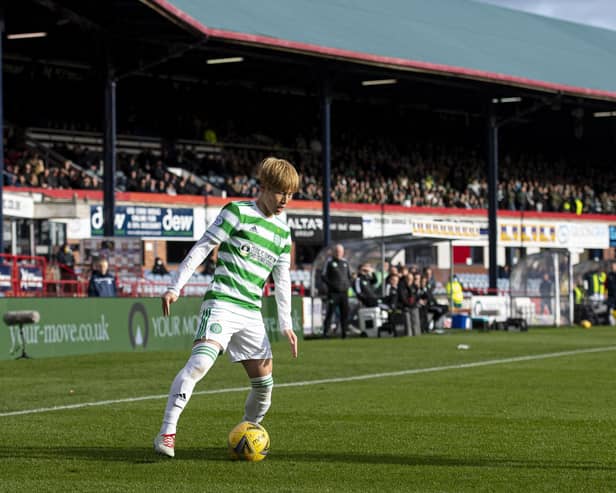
[2,345,616,418]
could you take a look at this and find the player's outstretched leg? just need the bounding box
[154,341,219,457]
[242,374,274,423]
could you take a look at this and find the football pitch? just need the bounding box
[2,326,616,492]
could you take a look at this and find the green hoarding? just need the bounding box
[0,296,303,361]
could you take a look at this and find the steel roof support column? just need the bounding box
[487,107,499,293]
[103,71,117,237]
[0,8,5,255]
[321,79,332,248]
[486,97,551,294]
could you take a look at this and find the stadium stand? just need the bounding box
[5,126,616,215]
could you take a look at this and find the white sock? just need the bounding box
[242,374,273,424]
[159,342,219,435]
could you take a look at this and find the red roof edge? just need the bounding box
[148,0,616,101]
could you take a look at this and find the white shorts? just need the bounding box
[195,300,272,363]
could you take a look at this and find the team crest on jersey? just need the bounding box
[240,243,252,256]
[214,215,224,226]
[273,234,282,247]
[209,323,222,334]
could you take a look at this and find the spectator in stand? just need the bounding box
[126,170,140,192]
[58,166,72,189]
[56,242,77,295]
[6,131,616,214]
[31,153,45,176]
[56,242,75,270]
[41,168,57,188]
[152,257,170,276]
[185,176,201,195]
[136,177,147,192]
[68,168,82,188]
[88,258,117,297]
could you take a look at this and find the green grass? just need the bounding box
[2,326,616,492]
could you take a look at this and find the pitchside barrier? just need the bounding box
[0,296,303,361]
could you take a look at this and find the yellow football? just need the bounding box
[228,421,270,462]
[581,320,592,329]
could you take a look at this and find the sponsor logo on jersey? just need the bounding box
[249,246,277,268]
[240,243,252,256]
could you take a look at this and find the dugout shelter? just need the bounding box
[509,250,572,326]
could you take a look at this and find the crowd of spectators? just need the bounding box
[3,130,616,215]
[4,148,88,190]
[191,134,616,215]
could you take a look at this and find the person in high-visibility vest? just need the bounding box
[573,277,586,324]
[446,276,464,309]
[574,282,585,306]
[594,271,607,299]
[574,197,584,216]
[584,270,607,300]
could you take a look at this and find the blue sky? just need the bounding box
[477,0,616,31]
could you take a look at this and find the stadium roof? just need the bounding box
[147,0,616,101]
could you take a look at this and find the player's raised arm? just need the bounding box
[161,290,178,316]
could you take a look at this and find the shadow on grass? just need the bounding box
[0,446,229,463]
[2,447,616,471]
[280,451,616,472]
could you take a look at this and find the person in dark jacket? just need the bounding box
[607,262,616,325]
[56,242,77,294]
[539,273,553,315]
[321,244,352,338]
[88,258,117,297]
[420,275,448,332]
[399,272,421,334]
[353,263,380,308]
[151,257,169,275]
[383,274,401,310]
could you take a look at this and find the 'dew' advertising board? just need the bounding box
[91,205,193,238]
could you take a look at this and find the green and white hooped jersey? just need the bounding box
[168,201,293,331]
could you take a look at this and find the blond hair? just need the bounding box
[256,157,300,193]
